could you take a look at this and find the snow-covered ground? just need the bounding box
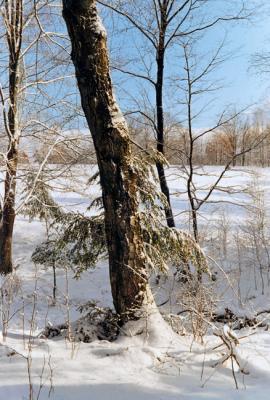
[1,165,270,399]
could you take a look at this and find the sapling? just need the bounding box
[31,240,66,305]
[23,168,66,304]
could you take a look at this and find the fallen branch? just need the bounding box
[212,325,249,389]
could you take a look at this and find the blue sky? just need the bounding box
[182,12,270,127]
[103,1,270,129]
[207,9,270,122]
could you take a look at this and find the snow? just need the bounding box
[1,165,270,399]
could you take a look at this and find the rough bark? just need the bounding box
[62,0,152,321]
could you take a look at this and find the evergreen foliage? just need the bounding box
[22,168,62,223]
[53,212,106,278]
[133,148,209,276]
[23,152,209,280]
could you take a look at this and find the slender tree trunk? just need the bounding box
[0,144,18,274]
[53,262,57,304]
[0,68,19,274]
[156,52,175,228]
[63,0,153,322]
[0,0,22,274]
[156,23,175,228]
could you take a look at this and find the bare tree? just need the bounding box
[174,40,268,242]
[97,0,251,228]
[0,0,81,274]
[0,0,24,274]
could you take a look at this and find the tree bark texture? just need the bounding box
[62,0,151,321]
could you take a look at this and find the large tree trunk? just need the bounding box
[62,0,153,322]
[0,0,22,274]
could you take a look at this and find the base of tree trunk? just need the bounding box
[0,259,13,275]
[40,286,178,348]
[118,286,178,347]
[0,231,13,275]
[0,252,13,275]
